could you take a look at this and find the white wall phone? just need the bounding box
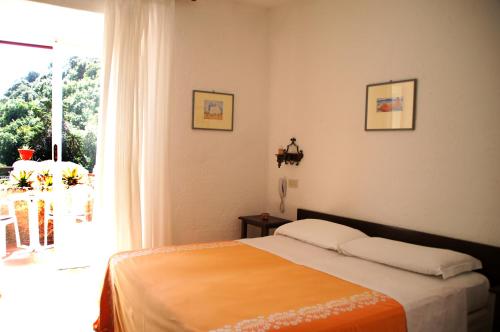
[279,177,287,213]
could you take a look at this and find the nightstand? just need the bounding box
[238,215,292,238]
[490,285,500,331]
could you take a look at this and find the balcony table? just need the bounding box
[8,191,45,251]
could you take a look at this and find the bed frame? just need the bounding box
[297,208,500,329]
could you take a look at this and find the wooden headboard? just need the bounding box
[297,208,500,289]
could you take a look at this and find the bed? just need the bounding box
[94,208,500,332]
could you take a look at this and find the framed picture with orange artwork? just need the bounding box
[192,90,234,131]
[365,79,417,131]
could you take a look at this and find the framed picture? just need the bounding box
[192,90,234,131]
[365,79,417,131]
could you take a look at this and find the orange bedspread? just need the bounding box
[94,242,406,332]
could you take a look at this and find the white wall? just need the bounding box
[266,0,500,246]
[30,0,103,12]
[33,0,500,246]
[26,0,271,244]
[170,0,269,244]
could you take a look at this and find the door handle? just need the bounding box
[53,144,58,161]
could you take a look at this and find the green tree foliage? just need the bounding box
[0,57,100,171]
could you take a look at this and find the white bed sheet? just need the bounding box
[240,235,490,332]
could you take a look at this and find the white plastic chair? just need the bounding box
[37,160,54,172]
[42,185,93,247]
[61,161,89,179]
[0,197,21,257]
[12,160,38,172]
[61,161,88,174]
[39,192,54,248]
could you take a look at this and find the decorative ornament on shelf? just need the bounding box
[276,137,304,168]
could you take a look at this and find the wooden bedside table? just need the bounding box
[238,215,292,238]
[490,285,500,331]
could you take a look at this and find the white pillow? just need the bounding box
[339,237,482,279]
[274,219,367,251]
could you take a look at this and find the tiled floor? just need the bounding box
[0,248,107,332]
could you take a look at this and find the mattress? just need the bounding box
[95,235,490,332]
[95,241,408,332]
[241,235,490,331]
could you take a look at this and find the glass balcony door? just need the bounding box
[0,40,62,253]
[0,51,101,266]
[0,1,103,265]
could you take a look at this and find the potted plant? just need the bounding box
[18,145,35,160]
[62,167,83,187]
[37,170,53,190]
[11,170,34,189]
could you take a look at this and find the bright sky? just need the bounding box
[0,0,103,95]
[0,44,52,95]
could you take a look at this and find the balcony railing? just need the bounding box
[1,160,94,251]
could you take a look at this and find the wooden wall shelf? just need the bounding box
[276,138,304,168]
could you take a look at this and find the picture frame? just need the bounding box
[192,90,234,131]
[365,79,417,131]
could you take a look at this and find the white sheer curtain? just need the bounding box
[95,0,174,252]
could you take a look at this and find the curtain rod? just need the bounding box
[0,40,53,50]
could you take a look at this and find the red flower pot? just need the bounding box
[18,149,35,160]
